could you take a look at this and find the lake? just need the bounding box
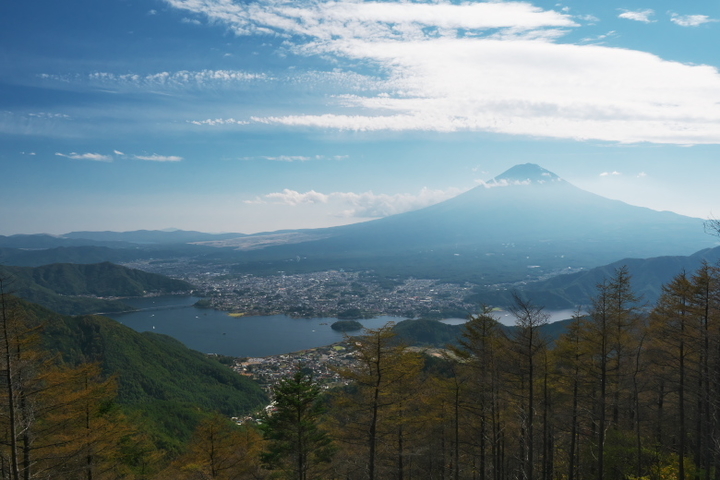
[107,296,407,357]
[107,296,579,357]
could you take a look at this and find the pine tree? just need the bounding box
[160,414,267,480]
[260,368,334,480]
[507,292,549,480]
[332,324,423,480]
[451,308,506,480]
[0,280,136,480]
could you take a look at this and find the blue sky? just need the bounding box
[1,0,719,235]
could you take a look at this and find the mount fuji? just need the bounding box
[226,164,715,282]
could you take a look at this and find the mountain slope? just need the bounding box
[521,245,720,308]
[18,300,267,451]
[0,234,133,249]
[325,163,707,254]
[0,246,143,267]
[0,230,245,248]
[0,262,193,315]
[226,164,714,281]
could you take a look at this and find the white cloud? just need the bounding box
[335,188,465,217]
[254,186,465,217]
[477,179,532,188]
[164,0,720,145]
[41,70,269,91]
[55,151,182,162]
[55,152,113,162]
[265,189,330,205]
[637,171,647,177]
[188,118,250,126]
[600,171,622,176]
[254,39,720,144]
[577,14,600,23]
[618,9,655,23]
[164,0,577,39]
[133,154,183,162]
[53,150,185,163]
[581,30,616,44]
[669,13,717,27]
[239,154,347,161]
[263,155,313,162]
[28,112,71,119]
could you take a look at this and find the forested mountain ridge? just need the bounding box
[0,262,193,315]
[18,299,267,453]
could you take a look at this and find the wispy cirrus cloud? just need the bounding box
[55,152,113,162]
[248,186,465,218]
[162,0,720,146]
[133,154,183,162]
[165,0,577,39]
[669,13,718,27]
[580,30,617,44]
[54,151,183,162]
[188,118,250,126]
[39,69,269,91]
[239,154,347,161]
[618,9,655,23]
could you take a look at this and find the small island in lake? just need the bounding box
[331,320,363,332]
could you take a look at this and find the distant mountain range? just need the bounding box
[0,229,245,248]
[63,229,246,244]
[1,164,716,285]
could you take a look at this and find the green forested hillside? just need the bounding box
[0,262,193,315]
[23,301,267,452]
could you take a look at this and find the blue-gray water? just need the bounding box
[107,296,578,357]
[106,296,406,357]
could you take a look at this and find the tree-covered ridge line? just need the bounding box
[0,290,269,478]
[34,301,267,452]
[0,262,194,315]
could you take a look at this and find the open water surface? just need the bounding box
[107,296,578,357]
[107,296,405,357]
